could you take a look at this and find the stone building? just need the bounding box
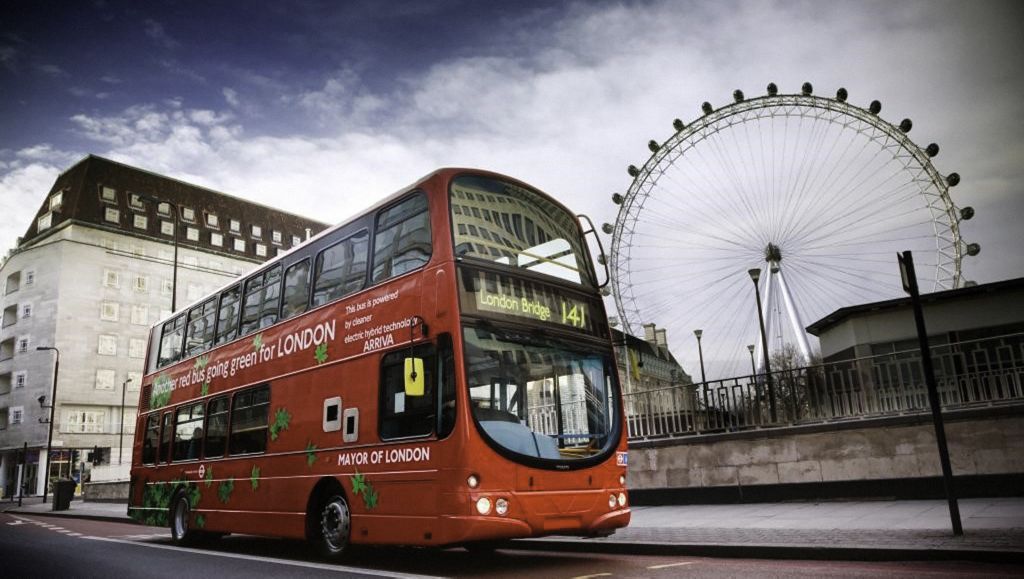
[612,324,695,436]
[0,155,327,497]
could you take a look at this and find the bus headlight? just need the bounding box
[476,497,492,515]
[467,474,480,489]
[495,498,509,516]
[608,494,617,509]
[618,492,627,507]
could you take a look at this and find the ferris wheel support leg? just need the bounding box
[754,270,775,373]
[776,266,814,364]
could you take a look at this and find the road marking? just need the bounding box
[6,520,25,526]
[67,532,83,537]
[648,562,696,570]
[83,536,445,579]
[570,574,612,579]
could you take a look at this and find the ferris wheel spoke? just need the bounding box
[793,174,921,246]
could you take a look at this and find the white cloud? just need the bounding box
[1,0,1020,372]
[144,19,180,50]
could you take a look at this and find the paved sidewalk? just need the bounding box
[4,496,1023,561]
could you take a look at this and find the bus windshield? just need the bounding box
[463,325,619,463]
[450,175,594,287]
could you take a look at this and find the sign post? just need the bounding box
[897,250,963,536]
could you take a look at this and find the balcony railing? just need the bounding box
[625,333,1024,440]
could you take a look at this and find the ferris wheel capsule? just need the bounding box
[926,143,940,157]
[836,87,848,102]
[733,89,745,102]
[767,82,778,96]
[701,102,714,115]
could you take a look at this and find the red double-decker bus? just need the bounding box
[128,168,629,557]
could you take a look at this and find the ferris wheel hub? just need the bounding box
[764,243,783,263]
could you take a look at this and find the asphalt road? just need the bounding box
[1,511,1021,578]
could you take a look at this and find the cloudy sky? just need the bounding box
[2,0,1022,373]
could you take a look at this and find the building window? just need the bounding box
[206,213,219,228]
[101,186,117,203]
[129,338,146,359]
[104,269,120,288]
[291,235,301,246]
[10,406,23,425]
[17,336,30,354]
[158,202,171,216]
[105,207,120,224]
[133,214,148,230]
[101,301,119,321]
[66,410,106,433]
[210,232,223,247]
[255,243,267,257]
[95,369,116,390]
[37,212,53,231]
[25,271,35,286]
[127,372,142,391]
[186,227,199,241]
[233,238,246,252]
[251,224,262,238]
[181,206,196,222]
[129,193,145,210]
[14,371,26,389]
[131,304,149,325]
[230,219,241,233]
[98,334,117,356]
[21,304,32,319]
[134,275,149,293]
[161,221,174,236]
[49,191,63,210]
[271,230,282,244]
[161,279,173,296]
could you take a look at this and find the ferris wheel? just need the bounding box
[606,82,979,381]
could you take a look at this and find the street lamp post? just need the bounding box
[693,329,707,384]
[747,344,757,377]
[748,269,776,422]
[119,378,132,465]
[36,346,60,502]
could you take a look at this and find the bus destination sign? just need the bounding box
[459,266,601,335]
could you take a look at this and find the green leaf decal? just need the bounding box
[314,342,329,364]
[305,442,317,467]
[269,407,291,441]
[218,478,234,503]
[350,471,379,510]
[250,465,261,490]
[252,333,263,352]
[351,472,366,495]
[204,467,214,487]
[151,373,173,409]
[193,355,209,370]
[201,382,210,397]
[195,514,206,528]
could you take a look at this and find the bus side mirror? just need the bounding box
[404,358,425,397]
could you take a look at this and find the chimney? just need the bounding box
[643,323,657,343]
[305,227,312,240]
[655,328,667,348]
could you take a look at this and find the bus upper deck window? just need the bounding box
[372,194,431,283]
[158,315,185,368]
[215,285,241,345]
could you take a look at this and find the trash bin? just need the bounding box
[52,479,75,511]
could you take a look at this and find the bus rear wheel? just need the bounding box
[315,494,352,559]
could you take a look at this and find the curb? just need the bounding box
[513,539,1024,564]
[3,508,137,526]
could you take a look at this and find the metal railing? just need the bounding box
[625,333,1024,440]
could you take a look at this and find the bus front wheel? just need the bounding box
[170,492,197,545]
[315,494,352,559]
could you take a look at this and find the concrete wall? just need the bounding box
[627,408,1024,491]
[83,480,129,502]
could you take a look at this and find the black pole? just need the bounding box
[119,378,131,464]
[18,442,26,507]
[898,250,963,536]
[37,346,59,503]
[695,331,707,384]
[750,270,776,422]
